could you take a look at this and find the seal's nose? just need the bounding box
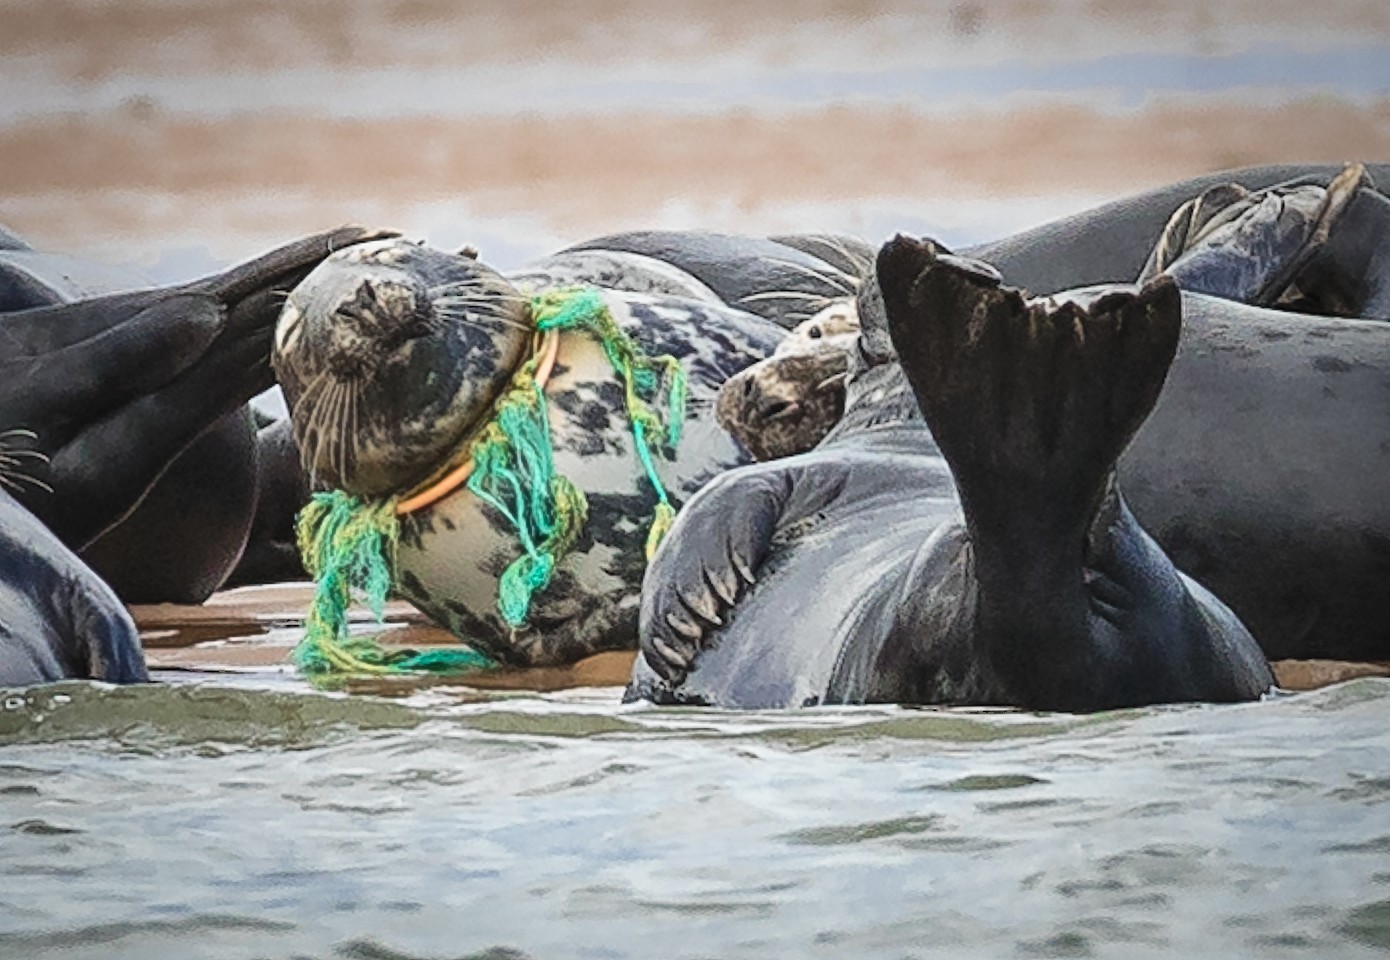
[335,276,423,334]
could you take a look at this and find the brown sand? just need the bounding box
[6,96,1390,259]
[134,587,1389,694]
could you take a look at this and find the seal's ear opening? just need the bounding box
[272,240,533,497]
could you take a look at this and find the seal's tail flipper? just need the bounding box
[879,234,1179,546]
[877,236,1270,710]
[1142,162,1370,307]
[203,225,399,304]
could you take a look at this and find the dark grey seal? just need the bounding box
[0,225,389,602]
[632,166,1390,704]
[629,238,1273,711]
[0,487,146,686]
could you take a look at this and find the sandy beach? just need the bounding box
[4,0,1388,273]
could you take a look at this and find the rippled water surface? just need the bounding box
[2,678,1388,959]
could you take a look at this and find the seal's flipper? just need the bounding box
[879,236,1271,710]
[1281,169,1390,320]
[635,469,787,689]
[4,295,223,427]
[200,225,396,305]
[1143,163,1370,307]
[44,308,277,547]
[880,234,1179,545]
[1139,182,1253,281]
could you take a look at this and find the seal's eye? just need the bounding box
[808,326,823,339]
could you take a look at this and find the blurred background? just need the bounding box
[3,0,1388,282]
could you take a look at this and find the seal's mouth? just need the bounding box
[273,239,532,496]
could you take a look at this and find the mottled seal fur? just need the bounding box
[629,238,1273,710]
[716,299,860,461]
[274,238,790,666]
[562,231,869,329]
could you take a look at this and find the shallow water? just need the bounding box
[2,677,1388,959]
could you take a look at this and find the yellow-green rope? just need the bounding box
[291,286,687,678]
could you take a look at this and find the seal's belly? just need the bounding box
[396,296,783,666]
[664,491,951,708]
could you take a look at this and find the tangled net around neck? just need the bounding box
[292,286,687,680]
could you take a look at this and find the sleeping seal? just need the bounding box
[274,238,792,666]
[629,238,1273,710]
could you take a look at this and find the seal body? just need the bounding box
[0,488,147,687]
[654,165,1390,679]
[562,231,868,328]
[276,238,793,665]
[0,225,390,606]
[397,292,784,665]
[629,240,1273,711]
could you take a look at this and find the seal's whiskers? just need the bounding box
[434,303,531,334]
[0,430,51,493]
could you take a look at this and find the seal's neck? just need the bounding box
[394,329,561,516]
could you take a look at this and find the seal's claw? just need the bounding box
[638,469,787,691]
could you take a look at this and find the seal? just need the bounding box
[630,166,1390,704]
[0,484,147,687]
[0,225,392,604]
[628,237,1274,710]
[716,298,860,461]
[716,164,1390,462]
[273,238,788,667]
[561,231,869,328]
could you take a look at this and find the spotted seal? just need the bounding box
[716,299,860,461]
[629,237,1274,710]
[273,237,795,666]
[0,225,391,604]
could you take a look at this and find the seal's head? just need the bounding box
[715,300,859,460]
[272,239,531,496]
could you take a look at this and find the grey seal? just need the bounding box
[273,238,790,666]
[628,237,1273,710]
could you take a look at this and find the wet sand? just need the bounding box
[132,586,1390,695]
[5,0,1389,268]
[7,96,1390,271]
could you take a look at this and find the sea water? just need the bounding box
[1,676,1387,959]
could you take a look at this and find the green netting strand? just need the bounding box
[290,285,687,679]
